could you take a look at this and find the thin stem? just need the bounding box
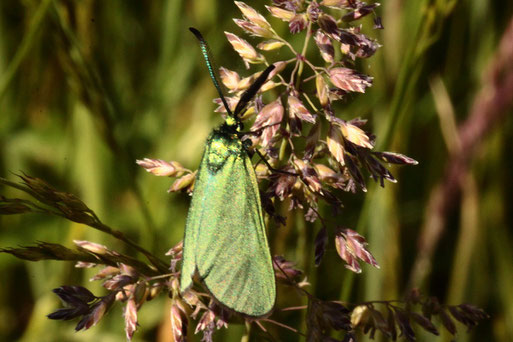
[272,258,311,298]
[294,22,313,89]
[302,74,317,83]
[289,59,301,86]
[308,206,328,229]
[145,273,176,281]
[278,37,299,57]
[303,58,323,75]
[280,305,308,311]
[286,137,296,156]
[302,92,319,113]
[262,318,306,337]
[254,321,278,342]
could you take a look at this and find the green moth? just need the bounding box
[180,28,276,318]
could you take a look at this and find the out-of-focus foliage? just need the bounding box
[0,0,512,341]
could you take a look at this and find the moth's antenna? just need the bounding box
[233,64,275,118]
[189,27,233,116]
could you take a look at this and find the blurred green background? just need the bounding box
[1,0,512,341]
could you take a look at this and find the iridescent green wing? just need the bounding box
[180,132,275,318]
[180,138,212,293]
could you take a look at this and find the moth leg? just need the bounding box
[239,126,299,176]
[253,149,299,177]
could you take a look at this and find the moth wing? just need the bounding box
[180,151,209,293]
[186,147,275,317]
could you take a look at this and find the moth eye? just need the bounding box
[242,138,253,150]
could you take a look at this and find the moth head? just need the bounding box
[225,115,244,132]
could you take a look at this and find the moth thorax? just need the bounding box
[207,133,243,173]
